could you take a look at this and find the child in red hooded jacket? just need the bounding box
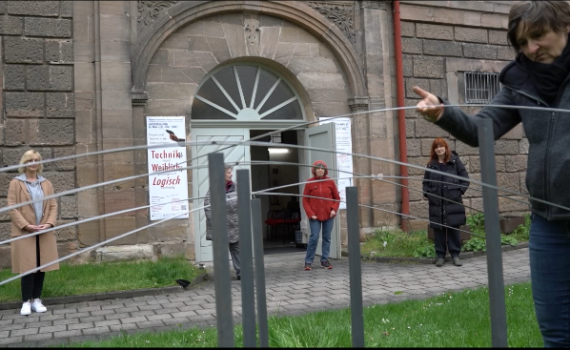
[302,160,340,270]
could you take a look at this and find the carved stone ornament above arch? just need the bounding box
[131,1,366,101]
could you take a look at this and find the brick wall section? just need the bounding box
[0,1,76,267]
[399,2,530,230]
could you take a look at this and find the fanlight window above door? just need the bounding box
[191,64,304,121]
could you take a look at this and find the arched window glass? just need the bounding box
[192,64,304,121]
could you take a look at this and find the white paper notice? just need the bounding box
[319,117,354,210]
[146,116,189,220]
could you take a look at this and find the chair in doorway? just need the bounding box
[265,209,301,244]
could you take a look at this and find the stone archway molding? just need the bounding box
[131,1,367,100]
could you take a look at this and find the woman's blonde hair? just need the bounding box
[18,150,43,174]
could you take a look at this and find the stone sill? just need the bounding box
[0,272,208,311]
[341,242,529,264]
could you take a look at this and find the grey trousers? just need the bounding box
[229,242,240,277]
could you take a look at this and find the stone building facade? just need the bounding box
[0,1,528,267]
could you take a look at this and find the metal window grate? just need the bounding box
[464,72,501,104]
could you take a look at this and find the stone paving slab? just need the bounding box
[0,248,531,347]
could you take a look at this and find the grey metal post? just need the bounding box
[346,186,365,347]
[237,169,257,347]
[251,198,269,348]
[477,118,508,348]
[208,153,235,348]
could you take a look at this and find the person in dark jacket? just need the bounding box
[204,165,240,280]
[302,160,340,270]
[422,138,469,267]
[413,1,570,346]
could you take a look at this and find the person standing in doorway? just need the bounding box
[422,138,469,267]
[302,160,340,270]
[204,165,241,280]
[8,150,59,316]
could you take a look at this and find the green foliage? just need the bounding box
[463,237,487,252]
[501,235,518,246]
[413,245,436,258]
[466,213,485,232]
[64,282,543,348]
[511,214,531,241]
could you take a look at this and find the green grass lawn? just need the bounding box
[62,281,542,347]
[0,256,202,303]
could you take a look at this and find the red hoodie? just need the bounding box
[302,160,341,221]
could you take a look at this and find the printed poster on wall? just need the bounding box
[318,117,353,210]
[146,116,189,221]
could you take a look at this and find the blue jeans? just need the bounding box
[529,214,570,347]
[305,218,334,264]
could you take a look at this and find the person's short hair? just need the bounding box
[224,165,233,173]
[18,150,43,174]
[508,1,570,53]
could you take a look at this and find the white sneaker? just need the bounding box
[31,298,47,313]
[20,301,31,316]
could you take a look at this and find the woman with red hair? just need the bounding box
[422,138,469,267]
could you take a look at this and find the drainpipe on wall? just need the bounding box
[393,0,410,232]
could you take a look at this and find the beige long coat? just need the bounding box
[8,178,59,273]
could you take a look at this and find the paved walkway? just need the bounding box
[0,248,531,347]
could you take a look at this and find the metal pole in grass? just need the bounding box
[251,198,269,348]
[476,118,508,348]
[346,186,365,347]
[208,153,235,347]
[237,169,257,347]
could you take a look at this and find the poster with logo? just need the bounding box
[318,117,353,210]
[146,116,189,220]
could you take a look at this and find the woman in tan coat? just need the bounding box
[8,150,58,316]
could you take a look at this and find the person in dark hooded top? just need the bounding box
[413,1,570,346]
[302,160,340,270]
[422,138,469,268]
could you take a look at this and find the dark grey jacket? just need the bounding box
[422,152,470,230]
[435,60,570,221]
[204,182,239,243]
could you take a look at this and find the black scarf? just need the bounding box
[516,38,570,105]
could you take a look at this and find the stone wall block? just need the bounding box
[0,173,16,196]
[402,38,422,54]
[415,119,447,138]
[401,21,415,37]
[60,195,78,218]
[497,173,521,193]
[519,138,529,154]
[7,1,59,16]
[422,39,462,57]
[4,119,25,146]
[4,64,26,90]
[495,140,519,155]
[158,243,186,258]
[5,92,44,117]
[53,147,76,171]
[43,171,75,192]
[55,220,77,241]
[403,55,413,77]
[60,1,72,18]
[505,155,527,173]
[406,138,421,157]
[0,16,23,35]
[46,92,75,118]
[454,140,479,156]
[36,119,75,145]
[24,17,71,37]
[27,65,73,91]
[205,36,232,63]
[416,23,453,41]
[0,198,10,222]
[45,40,74,64]
[407,156,430,176]
[454,27,488,43]
[413,57,444,78]
[429,79,447,99]
[4,37,44,64]
[463,44,497,59]
[0,222,10,242]
[149,225,187,242]
[489,30,508,45]
[497,46,514,61]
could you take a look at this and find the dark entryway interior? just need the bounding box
[250,130,306,255]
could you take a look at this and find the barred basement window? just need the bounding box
[464,72,501,104]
